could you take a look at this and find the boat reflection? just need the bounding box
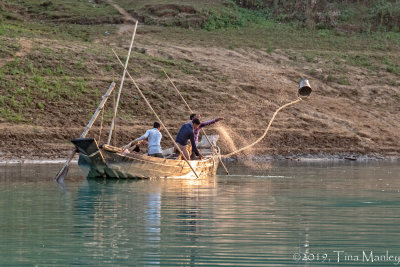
[2,162,400,266]
[74,177,217,265]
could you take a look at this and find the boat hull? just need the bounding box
[72,138,219,179]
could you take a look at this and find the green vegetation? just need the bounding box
[0,0,399,124]
[151,22,400,56]
[3,0,120,24]
[233,0,400,33]
[369,0,400,32]
[202,6,274,30]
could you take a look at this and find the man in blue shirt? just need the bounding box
[175,118,203,160]
[134,122,163,158]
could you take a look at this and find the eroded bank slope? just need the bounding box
[0,1,399,160]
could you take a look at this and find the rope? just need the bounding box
[162,69,230,175]
[112,49,200,179]
[220,97,302,159]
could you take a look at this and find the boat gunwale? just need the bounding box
[102,149,217,169]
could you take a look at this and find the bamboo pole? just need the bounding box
[112,49,200,179]
[97,107,104,143]
[107,20,138,145]
[54,82,116,182]
[162,69,230,175]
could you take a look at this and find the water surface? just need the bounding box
[1,161,399,266]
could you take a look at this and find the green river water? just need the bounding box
[0,161,399,266]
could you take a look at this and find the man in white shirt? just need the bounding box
[131,122,163,158]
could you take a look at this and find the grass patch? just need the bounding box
[383,56,400,75]
[3,0,120,24]
[4,20,116,42]
[0,38,21,58]
[338,75,350,85]
[202,6,273,31]
[342,54,375,70]
[386,64,400,74]
[150,21,400,54]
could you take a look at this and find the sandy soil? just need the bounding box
[1,4,399,162]
[105,0,136,34]
[0,38,32,68]
[1,39,399,161]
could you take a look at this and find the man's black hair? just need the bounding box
[192,118,200,125]
[153,122,160,128]
[190,114,197,120]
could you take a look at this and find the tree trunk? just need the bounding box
[273,0,279,15]
[306,0,316,29]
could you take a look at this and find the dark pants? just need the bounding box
[149,153,164,158]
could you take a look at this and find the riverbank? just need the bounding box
[1,1,399,160]
[1,153,398,165]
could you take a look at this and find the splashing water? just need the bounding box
[216,126,271,170]
[217,124,256,151]
[220,98,302,159]
[242,160,272,170]
[216,126,238,153]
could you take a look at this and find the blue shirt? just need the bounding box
[175,123,200,156]
[137,128,162,155]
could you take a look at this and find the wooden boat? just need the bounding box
[52,27,229,182]
[71,136,220,179]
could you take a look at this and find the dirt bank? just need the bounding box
[1,37,399,161]
[1,3,399,162]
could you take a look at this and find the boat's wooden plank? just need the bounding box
[104,167,120,178]
[76,141,220,179]
[115,170,128,179]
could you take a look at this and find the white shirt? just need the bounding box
[137,128,162,155]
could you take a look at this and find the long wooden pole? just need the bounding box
[112,49,200,179]
[54,82,116,182]
[107,20,138,145]
[162,69,230,175]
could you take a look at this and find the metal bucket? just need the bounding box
[298,78,312,97]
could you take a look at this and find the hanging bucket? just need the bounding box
[298,78,312,97]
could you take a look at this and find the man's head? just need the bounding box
[190,114,200,120]
[153,122,161,130]
[192,118,201,129]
